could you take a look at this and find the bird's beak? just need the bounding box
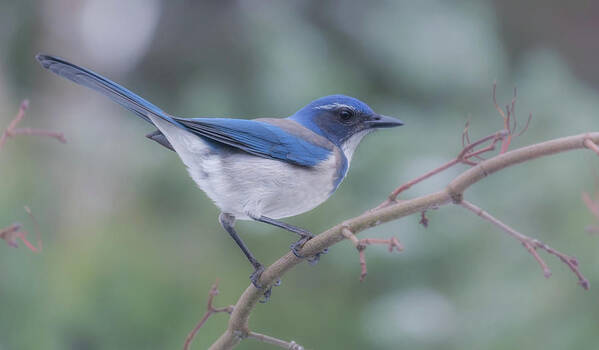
[366,114,404,128]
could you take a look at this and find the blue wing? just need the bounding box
[175,118,333,167]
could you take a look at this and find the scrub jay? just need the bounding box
[36,54,403,294]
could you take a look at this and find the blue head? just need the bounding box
[289,95,403,144]
[288,95,403,159]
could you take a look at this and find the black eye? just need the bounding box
[339,108,354,122]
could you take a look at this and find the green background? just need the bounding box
[1,1,599,349]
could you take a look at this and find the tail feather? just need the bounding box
[36,54,181,128]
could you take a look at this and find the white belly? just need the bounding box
[199,151,337,219]
[148,115,339,220]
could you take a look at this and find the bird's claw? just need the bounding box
[259,286,272,303]
[307,247,329,265]
[249,263,265,289]
[290,236,311,258]
[251,264,282,303]
[290,235,328,264]
[258,279,282,303]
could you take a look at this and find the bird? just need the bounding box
[36,54,403,297]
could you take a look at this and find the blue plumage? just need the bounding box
[36,54,332,168]
[175,118,332,167]
[36,54,403,295]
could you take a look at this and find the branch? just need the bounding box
[378,85,532,208]
[0,99,66,150]
[247,332,304,350]
[582,192,599,234]
[208,131,599,350]
[183,281,234,350]
[460,200,588,288]
[341,228,402,281]
[378,129,508,207]
[1,206,42,252]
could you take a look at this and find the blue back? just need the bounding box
[175,118,333,167]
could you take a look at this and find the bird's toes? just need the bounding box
[259,286,273,303]
[249,264,265,289]
[290,236,328,264]
[307,247,329,265]
[290,237,310,258]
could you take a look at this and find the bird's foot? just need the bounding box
[251,264,282,303]
[307,247,329,265]
[258,279,282,304]
[290,235,312,258]
[249,263,265,289]
[290,234,328,264]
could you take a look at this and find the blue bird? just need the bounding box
[36,54,403,295]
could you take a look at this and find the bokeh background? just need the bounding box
[1,1,599,349]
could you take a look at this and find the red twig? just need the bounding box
[582,192,599,234]
[493,83,514,153]
[461,200,589,289]
[0,99,66,150]
[377,129,508,208]
[183,281,234,350]
[419,211,429,227]
[584,138,599,157]
[0,206,42,252]
[582,192,599,219]
[342,228,403,281]
[379,84,533,209]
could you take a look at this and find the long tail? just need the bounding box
[36,54,182,150]
[36,54,183,126]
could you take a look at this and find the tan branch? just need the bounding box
[208,131,599,349]
[183,281,234,350]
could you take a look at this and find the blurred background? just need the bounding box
[1,0,599,349]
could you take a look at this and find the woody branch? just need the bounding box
[206,131,599,350]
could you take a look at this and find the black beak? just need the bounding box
[366,114,404,128]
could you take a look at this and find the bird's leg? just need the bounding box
[218,213,265,289]
[253,215,328,264]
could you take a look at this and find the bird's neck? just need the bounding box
[340,129,372,164]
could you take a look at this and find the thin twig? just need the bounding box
[419,211,429,227]
[380,83,530,207]
[582,192,599,219]
[9,128,66,143]
[518,113,533,137]
[0,99,66,150]
[378,129,508,207]
[584,138,599,157]
[342,228,402,281]
[582,192,599,235]
[24,206,42,252]
[460,199,589,289]
[0,207,42,252]
[183,281,234,350]
[247,332,304,350]
[0,223,23,248]
[0,100,29,150]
